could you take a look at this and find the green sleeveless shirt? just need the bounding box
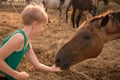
[0,30,30,80]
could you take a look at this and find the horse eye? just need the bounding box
[83,36,91,39]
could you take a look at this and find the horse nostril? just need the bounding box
[55,58,60,63]
[62,63,70,70]
[55,58,61,67]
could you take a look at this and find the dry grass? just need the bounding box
[0,2,120,80]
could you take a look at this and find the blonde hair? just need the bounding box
[21,3,48,25]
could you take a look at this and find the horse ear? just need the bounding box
[99,15,109,28]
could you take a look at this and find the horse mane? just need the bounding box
[109,10,120,23]
[86,10,120,34]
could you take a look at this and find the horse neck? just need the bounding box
[103,12,120,41]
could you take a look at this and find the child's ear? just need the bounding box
[32,21,38,29]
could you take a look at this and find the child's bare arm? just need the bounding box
[26,47,61,72]
[0,33,29,79]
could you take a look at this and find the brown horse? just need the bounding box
[55,10,120,70]
[70,0,109,28]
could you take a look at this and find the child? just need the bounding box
[0,3,61,80]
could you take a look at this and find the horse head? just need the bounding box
[55,10,120,70]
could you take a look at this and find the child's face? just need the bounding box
[32,22,45,36]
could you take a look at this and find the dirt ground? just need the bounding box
[0,1,120,80]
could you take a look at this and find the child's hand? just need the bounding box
[50,65,62,72]
[15,71,29,80]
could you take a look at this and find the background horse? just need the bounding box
[102,0,109,5]
[0,0,16,11]
[70,0,109,28]
[29,0,69,25]
[55,10,120,70]
[0,0,30,12]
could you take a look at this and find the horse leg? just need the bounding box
[89,6,97,16]
[76,10,83,28]
[0,0,2,8]
[59,0,65,9]
[84,11,92,19]
[89,0,98,16]
[65,2,71,23]
[26,0,30,5]
[59,6,68,26]
[9,1,16,12]
[59,8,62,26]
[71,8,76,28]
[45,8,51,23]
